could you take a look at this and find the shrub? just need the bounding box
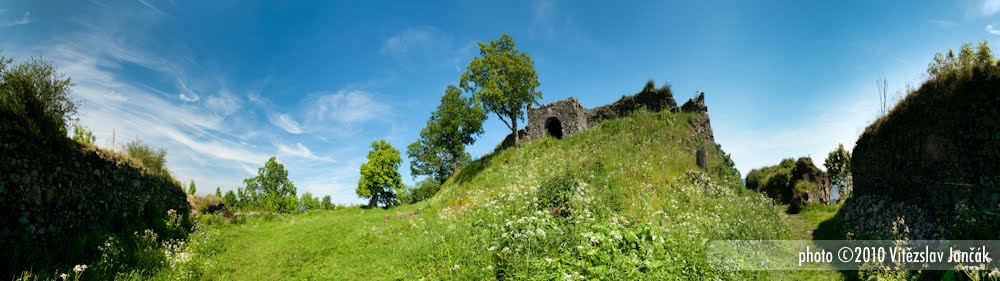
[403,179,441,204]
[123,138,172,179]
[0,55,77,141]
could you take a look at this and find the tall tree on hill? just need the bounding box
[824,144,852,202]
[242,156,298,212]
[407,85,486,183]
[460,33,541,148]
[357,139,404,209]
[188,179,197,195]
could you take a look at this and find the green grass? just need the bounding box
[136,109,843,280]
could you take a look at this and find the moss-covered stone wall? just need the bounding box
[0,125,190,276]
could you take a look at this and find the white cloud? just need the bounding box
[380,26,444,56]
[137,0,166,15]
[984,0,1000,16]
[177,79,200,102]
[929,19,957,28]
[308,90,389,124]
[205,88,242,115]
[2,11,30,27]
[269,113,304,134]
[276,142,332,162]
[988,24,1000,35]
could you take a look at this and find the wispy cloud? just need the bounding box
[307,90,389,124]
[929,19,957,28]
[988,24,1000,35]
[137,0,166,15]
[276,142,332,162]
[177,78,200,102]
[2,11,30,27]
[529,0,557,39]
[379,26,454,59]
[204,88,242,116]
[269,113,304,134]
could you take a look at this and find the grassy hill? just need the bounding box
[141,109,825,280]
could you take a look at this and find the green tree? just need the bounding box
[824,144,852,202]
[242,156,298,213]
[299,192,322,211]
[407,85,485,183]
[321,195,333,210]
[71,122,96,145]
[124,138,171,178]
[401,179,441,204]
[357,139,403,209]
[215,187,222,197]
[223,190,238,209]
[460,33,541,147]
[0,55,77,140]
[187,179,197,195]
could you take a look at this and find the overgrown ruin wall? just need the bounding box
[0,125,190,276]
[498,82,712,149]
[842,68,1000,239]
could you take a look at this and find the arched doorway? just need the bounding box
[545,117,563,139]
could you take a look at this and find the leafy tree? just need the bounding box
[71,122,96,145]
[0,55,77,140]
[242,156,298,213]
[824,144,852,201]
[357,139,403,209]
[124,138,172,178]
[215,187,222,197]
[321,195,332,210]
[188,179,197,195]
[401,179,441,204]
[223,190,238,209]
[407,85,485,183]
[299,192,322,211]
[460,33,541,147]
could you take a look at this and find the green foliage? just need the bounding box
[188,180,197,195]
[407,85,485,184]
[299,192,323,212]
[746,158,799,205]
[401,179,441,204]
[223,190,238,209]
[71,122,96,145]
[239,157,298,213]
[123,138,172,179]
[793,180,816,195]
[215,187,222,197]
[357,139,403,208]
[712,143,743,188]
[321,195,332,210]
[824,144,852,201]
[536,174,577,213]
[927,40,997,81]
[0,54,78,141]
[460,33,541,147]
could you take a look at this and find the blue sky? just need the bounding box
[1,0,998,204]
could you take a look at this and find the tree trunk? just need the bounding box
[512,115,519,147]
[367,195,377,209]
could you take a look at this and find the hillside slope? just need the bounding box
[156,109,802,280]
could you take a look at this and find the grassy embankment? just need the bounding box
[147,109,844,280]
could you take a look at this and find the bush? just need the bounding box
[402,179,441,204]
[123,138,172,179]
[0,55,78,141]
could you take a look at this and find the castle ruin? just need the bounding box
[498,81,714,149]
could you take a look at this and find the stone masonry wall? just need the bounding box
[0,125,190,276]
